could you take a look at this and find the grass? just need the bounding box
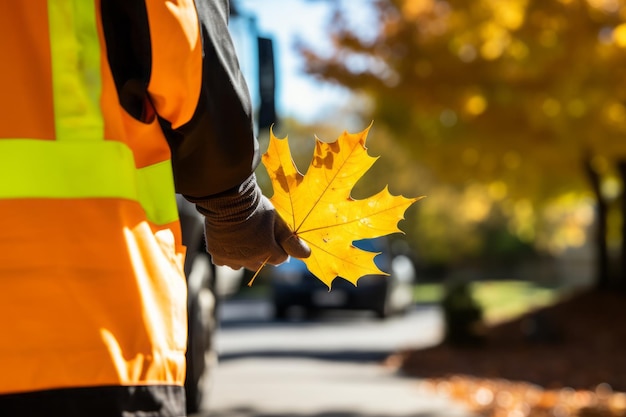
[413,283,446,304]
[414,280,563,325]
[240,276,563,325]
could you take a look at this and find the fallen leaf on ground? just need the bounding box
[389,291,626,417]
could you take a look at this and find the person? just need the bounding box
[0,1,309,416]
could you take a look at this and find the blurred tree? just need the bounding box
[299,0,626,290]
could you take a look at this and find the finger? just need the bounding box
[265,251,289,266]
[281,234,311,259]
[274,216,311,259]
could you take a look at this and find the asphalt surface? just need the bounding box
[190,298,475,417]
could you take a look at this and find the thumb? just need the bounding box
[274,215,311,259]
[281,233,311,259]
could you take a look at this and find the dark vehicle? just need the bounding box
[180,2,277,413]
[270,238,416,320]
[177,196,250,413]
[178,196,218,413]
[179,197,250,412]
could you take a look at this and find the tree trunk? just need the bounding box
[583,155,611,291]
[616,160,626,292]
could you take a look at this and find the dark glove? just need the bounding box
[191,174,311,271]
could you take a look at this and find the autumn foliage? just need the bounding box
[300,0,626,288]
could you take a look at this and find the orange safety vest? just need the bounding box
[0,0,202,396]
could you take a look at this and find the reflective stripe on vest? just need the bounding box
[0,140,179,226]
[2,0,179,226]
[48,0,103,141]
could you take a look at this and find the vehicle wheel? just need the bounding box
[374,292,392,320]
[375,305,389,320]
[273,302,289,320]
[185,253,217,414]
[304,307,321,321]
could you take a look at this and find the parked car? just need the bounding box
[270,238,416,320]
[177,196,244,413]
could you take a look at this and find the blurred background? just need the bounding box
[192,1,626,416]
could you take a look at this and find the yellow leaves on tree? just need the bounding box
[263,125,423,289]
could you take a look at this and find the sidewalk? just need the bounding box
[196,357,475,417]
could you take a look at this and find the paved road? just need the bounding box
[191,299,475,417]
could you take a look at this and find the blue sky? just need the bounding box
[237,0,353,122]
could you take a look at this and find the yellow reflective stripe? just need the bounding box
[47,0,103,141]
[0,140,178,225]
[136,160,180,226]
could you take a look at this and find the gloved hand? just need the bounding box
[191,174,311,271]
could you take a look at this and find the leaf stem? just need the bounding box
[247,255,271,287]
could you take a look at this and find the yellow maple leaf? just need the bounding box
[263,125,423,289]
